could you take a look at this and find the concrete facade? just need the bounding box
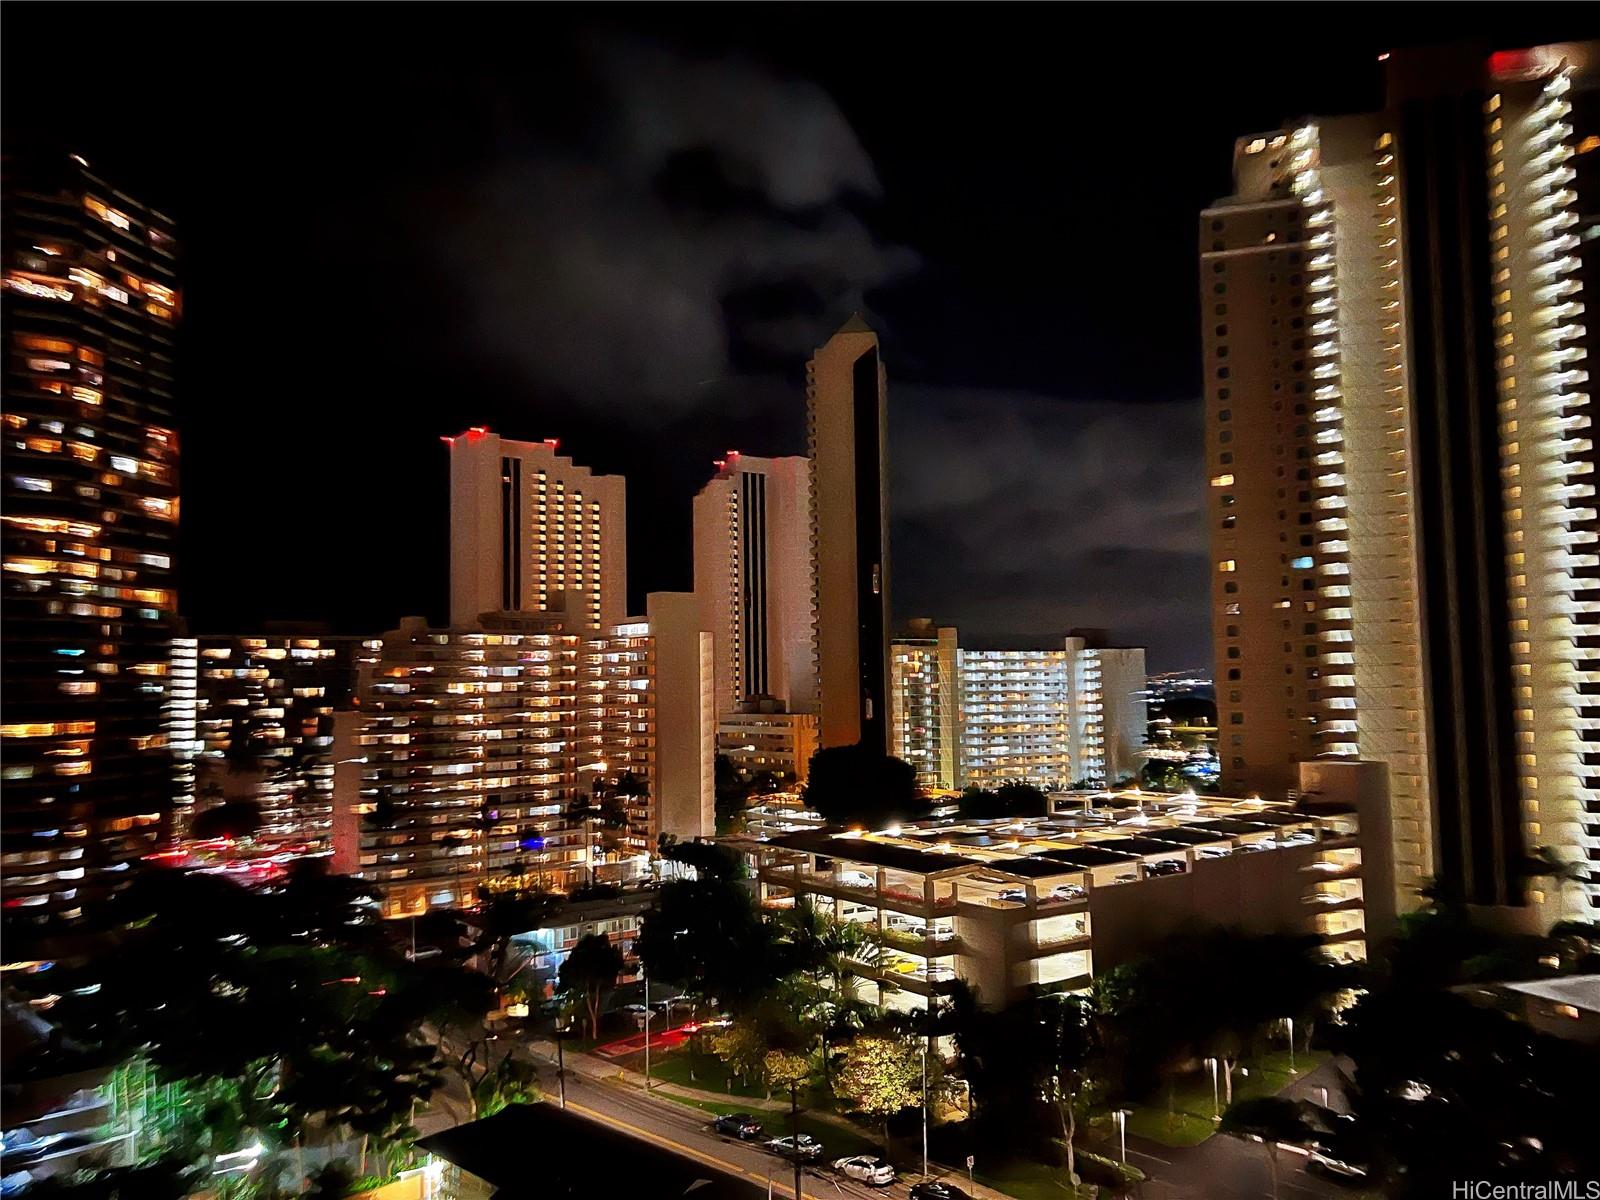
[447,428,626,631]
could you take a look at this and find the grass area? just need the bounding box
[615,1044,776,1101]
[1123,1050,1330,1149]
[970,1158,1085,1200]
[1121,1107,1216,1148]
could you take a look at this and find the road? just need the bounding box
[436,1028,1354,1200]
[540,1062,944,1200]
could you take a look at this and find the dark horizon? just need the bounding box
[5,7,1591,672]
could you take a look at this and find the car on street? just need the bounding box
[833,1155,897,1186]
[765,1134,823,1160]
[910,1182,973,1200]
[712,1113,764,1140]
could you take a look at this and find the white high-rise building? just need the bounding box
[1203,42,1600,924]
[904,630,1147,792]
[692,452,816,715]
[447,427,626,630]
[890,621,961,790]
[1064,636,1149,787]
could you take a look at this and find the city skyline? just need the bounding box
[8,12,1586,672]
[6,14,1600,1200]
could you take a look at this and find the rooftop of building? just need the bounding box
[750,789,1354,883]
[416,1102,754,1198]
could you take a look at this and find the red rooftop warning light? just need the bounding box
[1489,47,1564,82]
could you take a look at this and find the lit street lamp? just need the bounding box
[1206,1056,1220,1119]
[1114,1109,1129,1164]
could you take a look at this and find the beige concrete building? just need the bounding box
[692,452,816,715]
[356,612,593,917]
[349,595,715,914]
[1203,43,1600,924]
[807,316,892,752]
[586,591,716,870]
[447,427,626,630]
[736,788,1370,1013]
[891,621,961,789]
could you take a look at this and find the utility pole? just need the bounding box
[790,1083,803,1200]
[556,1026,567,1110]
[643,966,651,1091]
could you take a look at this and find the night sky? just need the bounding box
[4,7,1587,670]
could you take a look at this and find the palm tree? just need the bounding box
[781,900,880,1085]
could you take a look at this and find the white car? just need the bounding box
[838,871,875,889]
[834,1155,897,1186]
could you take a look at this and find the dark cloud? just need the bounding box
[415,37,1210,669]
[889,387,1210,671]
[427,39,914,416]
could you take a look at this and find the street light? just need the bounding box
[1206,1056,1220,1119]
[643,966,651,1092]
[1285,1016,1295,1073]
[1114,1109,1129,1164]
[920,1042,930,1180]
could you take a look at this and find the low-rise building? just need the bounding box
[716,703,818,784]
[735,788,1368,1013]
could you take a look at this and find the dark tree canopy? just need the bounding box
[190,799,264,841]
[957,782,1048,819]
[801,743,925,828]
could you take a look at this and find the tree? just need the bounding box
[1331,984,1600,1192]
[1220,1098,1313,1200]
[1040,994,1101,1186]
[711,1020,770,1089]
[778,901,878,1085]
[190,798,264,841]
[663,838,745,881]
[559,933,625,1039]
[834,1036,923,1149]
[802,743,925,828]
[472,884,563,994]
[17,868,448,1188]
[635,865,783,1015]
[715,753,755,833]
[957,783,1048,819]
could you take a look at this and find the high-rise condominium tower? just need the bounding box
[692,452,816,715]
[2,152,181,944]
[447,428,626,630]
[807,316,892,752]
[1063,633,1149,787]
[170,634,378,848]
[357,612,592,916]
[1203,41,1599,922]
